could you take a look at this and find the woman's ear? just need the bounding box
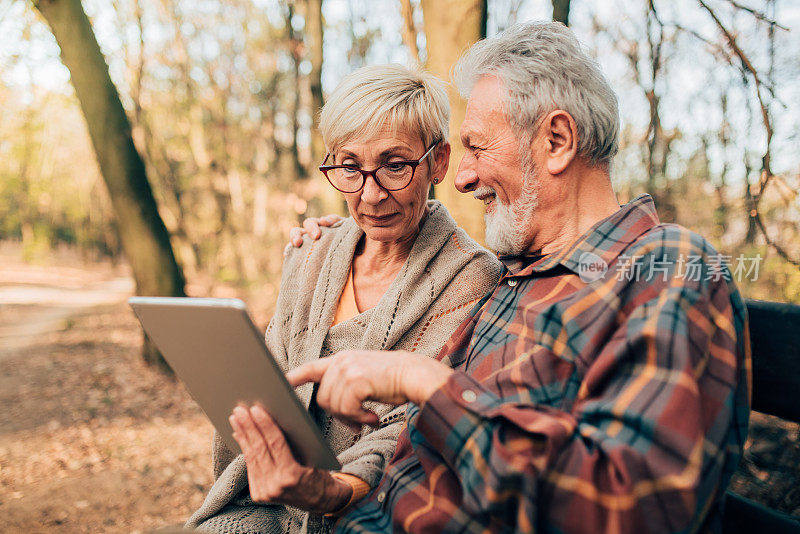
[542,110,577,175]
[431,142,451,184]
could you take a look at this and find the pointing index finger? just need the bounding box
[286,358,331,387]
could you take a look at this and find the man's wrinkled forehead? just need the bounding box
[461,76,512,143]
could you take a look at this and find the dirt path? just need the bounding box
[0,274,133,361]
[0,253,214,533]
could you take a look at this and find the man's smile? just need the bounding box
[473,188,497,212]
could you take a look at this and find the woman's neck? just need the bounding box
[355,233,415,275]
[349,232,416,313]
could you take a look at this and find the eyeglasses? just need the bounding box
[319,141,440,193]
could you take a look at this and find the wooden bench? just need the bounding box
[723,299,800,533]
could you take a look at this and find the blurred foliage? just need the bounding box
[0,0,798,305]
[0,86,119,262]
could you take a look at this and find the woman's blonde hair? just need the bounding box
[318,64,450,163]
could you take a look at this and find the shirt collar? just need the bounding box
[499,194,661,277]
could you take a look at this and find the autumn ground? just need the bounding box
[0,246,797,533]
[0,247,214,533]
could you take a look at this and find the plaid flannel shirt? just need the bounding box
[335,195,750,533]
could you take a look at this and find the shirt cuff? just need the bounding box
[413,370,578,474]
[412,371,501,462]
[324,472,371,517]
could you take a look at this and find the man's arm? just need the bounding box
[286,350,453,427]
[290,281,748,532]
[408,282,748,532]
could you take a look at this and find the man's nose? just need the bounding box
[360,173,388,204]
[454,153,479,193]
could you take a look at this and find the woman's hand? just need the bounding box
[230,405,352,513]
[286,350,453,432]
[288,214,343,247]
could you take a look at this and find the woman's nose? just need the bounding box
[454,154,479,193]
[360,173,388,204]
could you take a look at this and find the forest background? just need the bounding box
[3,0,800,316]
[0,0,799,531]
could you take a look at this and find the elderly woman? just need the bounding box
[186,64,501,533]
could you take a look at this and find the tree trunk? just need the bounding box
[551,0,571,26]
[306,0,324,164]
[34,0,185,373]
[303,0,342,216]
[400,0,421,65]
[421,0,487,242]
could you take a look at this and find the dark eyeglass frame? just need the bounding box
[319,141,440,193]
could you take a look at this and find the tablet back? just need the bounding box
[129,296,340,470]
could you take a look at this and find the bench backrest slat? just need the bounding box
[723,299,800,534]
[745,299,800,424]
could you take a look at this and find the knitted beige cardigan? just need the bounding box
[186,200,501,533]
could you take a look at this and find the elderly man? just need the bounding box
[236,21,749,533]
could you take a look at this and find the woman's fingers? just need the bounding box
[229,410,249,449]
[249,405,296,465]
[230,414,245,448]
[233,406,276,465]
[232,404,350,511]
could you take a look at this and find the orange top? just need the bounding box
[332,266,361,326]
[328,267,371,514]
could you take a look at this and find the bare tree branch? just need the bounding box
[699,0,775,99]
[754,214,800,268]
[699,0,772,198]
[699,0,799,268]
[725,0,789,31]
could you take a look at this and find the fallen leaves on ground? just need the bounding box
[0,303,215,533]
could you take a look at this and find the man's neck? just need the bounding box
[527,166,620,256]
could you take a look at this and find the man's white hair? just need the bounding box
[453,21,619,167]
[319,64,449,165]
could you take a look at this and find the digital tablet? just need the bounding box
[128,296,340,470]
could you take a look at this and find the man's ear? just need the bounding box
[540,110,577,175]
[431,142,451,183]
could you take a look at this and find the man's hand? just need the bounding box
[286,350,454,432]
[229,405,352,513]
[288,214,343,247]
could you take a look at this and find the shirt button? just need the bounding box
[507,279,518,287]
[461,389,477,403]
[377,491,386,503]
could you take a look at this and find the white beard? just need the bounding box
[482,166,539,255]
